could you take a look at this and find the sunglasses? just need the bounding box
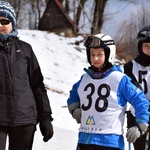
[138,31,150,41]
[0,19,11,25]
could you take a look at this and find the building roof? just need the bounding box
[38,0,76,32]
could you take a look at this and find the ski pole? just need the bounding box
[145,129,149,150]
[128,142,131,150]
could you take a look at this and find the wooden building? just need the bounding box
[38,0,76,35]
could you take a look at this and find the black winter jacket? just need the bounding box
[0,37,52,127]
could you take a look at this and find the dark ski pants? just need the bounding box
[77,143,120,150]
[126,111,150,150]
[0,125,36,150]
[133,133,150,150]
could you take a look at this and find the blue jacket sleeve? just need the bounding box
[118,75,149,124]
[67,79,82,106]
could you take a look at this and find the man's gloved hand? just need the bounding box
[72,108,81,123]
[39,119,54,142]
[126,123,148,143]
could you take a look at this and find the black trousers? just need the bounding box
[133,133,150,150]
[0,125,36,150]
[77,143,120,150]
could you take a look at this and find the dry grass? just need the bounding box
[114,5,150,62]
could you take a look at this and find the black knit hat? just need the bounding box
[0,1,16,29]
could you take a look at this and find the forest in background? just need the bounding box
[7,0,150,61]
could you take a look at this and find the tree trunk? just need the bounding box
[36,0,41,23]
[76,0,87,29]
[10,0,21,24]
[64,0,70,13]
[91,0,107,34]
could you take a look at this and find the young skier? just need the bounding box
[67,33,149,150]
[124,25,150,150]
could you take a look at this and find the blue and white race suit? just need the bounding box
[67,65,149,150]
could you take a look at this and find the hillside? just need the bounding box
[16,29,132,150]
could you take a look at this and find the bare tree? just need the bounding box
[9,0,22,25]
[76,0,87,28]
[115,3,150,61]
[9,0,108,32]
[64,0,70,13]
[30,0,36,11]
[91,0,107,34]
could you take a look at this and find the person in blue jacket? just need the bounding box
[67,33,149,150]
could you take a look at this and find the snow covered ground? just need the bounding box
[4,0,150,149]
[5,29,133,150]
[19,29,86,150]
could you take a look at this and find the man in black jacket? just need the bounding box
[0,1,53,150]
[124,25,150,150]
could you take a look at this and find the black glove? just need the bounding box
[39,119,54,142]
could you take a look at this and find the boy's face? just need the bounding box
[142,42,150,56]
[0,16,13,34]
[90,47,105,68]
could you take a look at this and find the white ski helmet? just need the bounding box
[84,33,116,65]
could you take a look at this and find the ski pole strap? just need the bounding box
[125,111,136,128]
[137,126,149,139]
[128,142,131,150]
